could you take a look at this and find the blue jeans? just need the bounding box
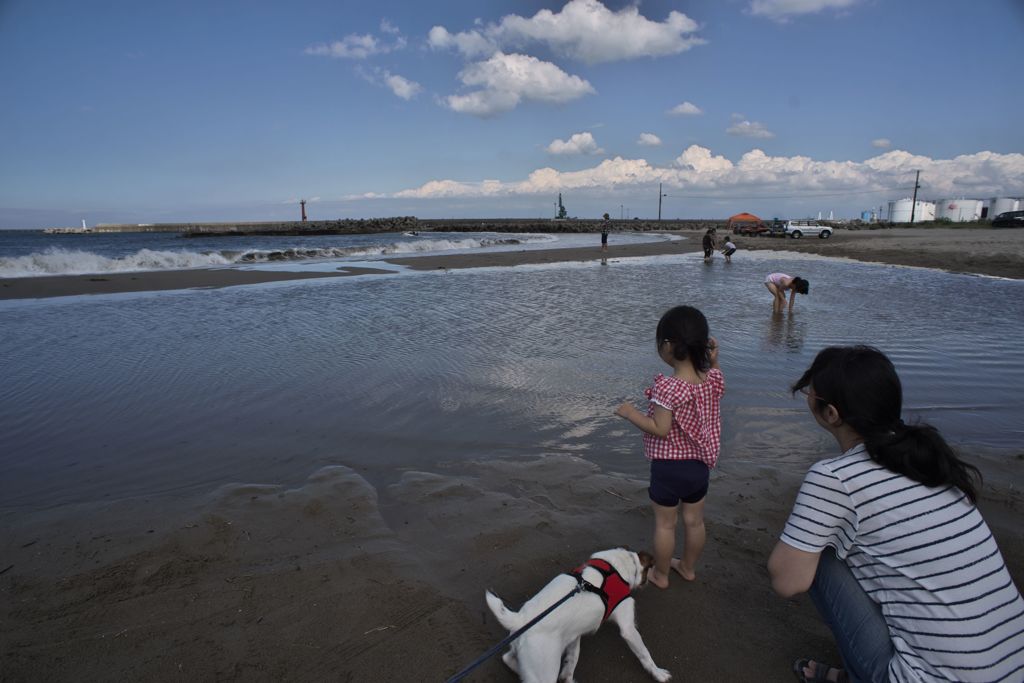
[808,548,894,683]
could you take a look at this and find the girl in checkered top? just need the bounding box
[616,306,725,589]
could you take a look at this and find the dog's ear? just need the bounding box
[637,550,654,568]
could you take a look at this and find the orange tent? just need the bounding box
[727,212,762,226]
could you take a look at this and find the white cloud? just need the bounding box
[427,26,498,59]
[872,138,892,149]
[379,147,1024,201]
[383,72,422,100]
[355,67,422,101]
[668,101,702,116]
[305,35,382,59]
[749,0,862,21]
[305,24,406,59]
[429,0,704,65]
[547,132,604,155]
[444,52,595,117]
[342,191,388,200]
[727,115,775,139]
[637,133,662,147]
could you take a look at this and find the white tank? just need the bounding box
[936,198,981,222]
[888,198,936,223]
[989,197,1020,218]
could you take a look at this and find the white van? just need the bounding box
[784,220,832,239]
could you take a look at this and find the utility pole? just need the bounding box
[620,204,623,220]
[909,170,921,224]
[658,183,667,221]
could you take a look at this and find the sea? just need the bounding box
[1,228,1022,513]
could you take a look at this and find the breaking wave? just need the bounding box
[0,235,547,278]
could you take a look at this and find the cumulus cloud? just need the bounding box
[383,71,422,100]
[305,24,406,59]
[547,132,604,155]
[355,67,422,100]
[379,147,1024,201]
[727,115,775,139]
[444,52,595,117]
[637,133,662,147]
[429,0,703,65]
[427,25,498,59]
[872,138,892,149]
[749,0,863,21]
[668,101,702,116]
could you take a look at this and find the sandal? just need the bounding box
[792,658,848,683]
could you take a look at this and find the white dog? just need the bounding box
[485,547,671,683]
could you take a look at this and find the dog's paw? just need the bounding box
[650,666,672,682]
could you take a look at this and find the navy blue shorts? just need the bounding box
[648,459,709,507]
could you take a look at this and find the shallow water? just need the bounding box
[1,250,1022,509]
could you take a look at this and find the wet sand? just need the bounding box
[0,265,394,300]
[390,227,1024,279]
[2,227,1021,300]
[3,453,1021,681]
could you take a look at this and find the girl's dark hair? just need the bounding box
[656,306,711,372]
[791,345,980,502]
[792,277,809,295]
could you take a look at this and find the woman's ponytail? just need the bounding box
[793,346,981,503]
[864,422,980,503]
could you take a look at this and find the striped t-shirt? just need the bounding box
[782,444,1024,682]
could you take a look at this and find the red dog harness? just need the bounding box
[565,558,632,622]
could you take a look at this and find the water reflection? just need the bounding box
[1,251,1022,508]
[764,311,806,353]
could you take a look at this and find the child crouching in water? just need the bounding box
[616,306,724,588]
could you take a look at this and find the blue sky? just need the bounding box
[1,0,1022,228]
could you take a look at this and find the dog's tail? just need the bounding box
[485,590,524,631]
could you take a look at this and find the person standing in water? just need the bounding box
[769,346,1024,683]
[601,213,610,252]
[616,306,724,589]
[764,272,809,313]
[702,228,716,263]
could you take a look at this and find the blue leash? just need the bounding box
[445,579,587,683]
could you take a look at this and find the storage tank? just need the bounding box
[888,198,936,223]
[936,198,981,222]
[989,197,1020,218]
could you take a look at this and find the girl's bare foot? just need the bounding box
[670,558,696,581]
[647,567,670,589]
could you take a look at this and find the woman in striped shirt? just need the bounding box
[768,346,1024,682]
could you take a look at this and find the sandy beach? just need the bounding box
[1,227,1021,301]
[2,226,1023,682]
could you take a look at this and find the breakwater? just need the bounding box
[84,217,725,237]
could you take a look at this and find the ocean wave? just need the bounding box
[0,248,234,278]
[234,236,534,263]
[0,235,548,277]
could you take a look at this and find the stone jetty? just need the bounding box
[66,217,727,236]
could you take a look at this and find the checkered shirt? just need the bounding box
[641,369,725,467]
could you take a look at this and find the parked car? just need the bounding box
[767,220,787,237]
[784,220,832,239]
[991,210,1024,228]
